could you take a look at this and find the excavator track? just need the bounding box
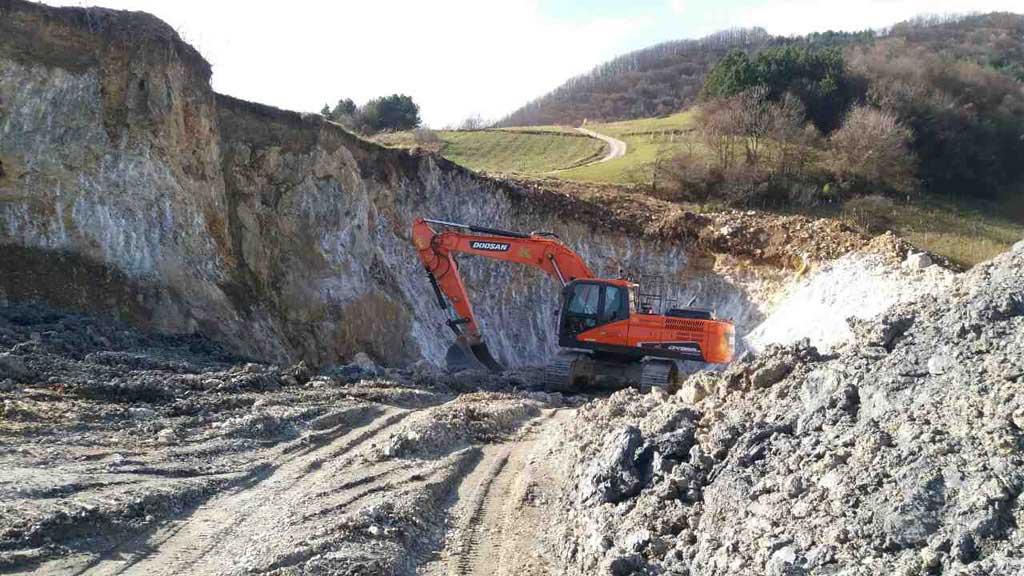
[542,352,582,392]
[639,360,678,393]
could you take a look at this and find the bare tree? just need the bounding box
[769,93,820,179]
[828,105,917,195]
[735,85,774,167]
[698,98,741,172]
[457,115,488,130]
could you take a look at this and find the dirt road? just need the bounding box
[576,127,627,164]
[34,405,420,576]
[422,409,570,576]
[26,392,568,576]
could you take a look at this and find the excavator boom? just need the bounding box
[413,217,593,370]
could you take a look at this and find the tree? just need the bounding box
[702,51,758,101]
[702,46,854,132]
[828,105,917,196]
[332,98,357,118]
[458,115,488,130]
[361,94,421,132]
[849,41,1024,198]
[322,98,359,128]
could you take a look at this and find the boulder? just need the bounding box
[904,252,934,270]
[602,552,647,576]
[751,358,792,389]
[647,427,696,462]
[581,426,646,504]
[0,354,31,382]
[678,372,718,404]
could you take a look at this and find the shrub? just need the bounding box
[844,194,896,233]
[828,105,917,196]
[413,127,440,146]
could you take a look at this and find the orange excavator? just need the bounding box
[412,217,735,391]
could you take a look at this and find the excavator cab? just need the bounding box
[558,280,632,347]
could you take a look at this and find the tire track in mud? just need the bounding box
[455,452,512,575]
[439,409,569,576]
[35,405,413,576]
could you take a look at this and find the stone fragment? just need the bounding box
[0,354,30,381]
[128,406,156,419]
[767,546,799,576]
[927,353,953,375]
[156,428,178,444]
[903,252,933,270]
[581,426,645,504]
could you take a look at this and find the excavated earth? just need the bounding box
[2,244,1021,576]
[0,302,570,575]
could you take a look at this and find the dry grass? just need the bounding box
[795,194,1024,268]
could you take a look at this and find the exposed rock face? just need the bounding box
[0,0,763,368]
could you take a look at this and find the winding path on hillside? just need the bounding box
[575,126,627,164]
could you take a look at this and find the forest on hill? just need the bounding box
[500,13,1024,128]
[499,13,1024,203]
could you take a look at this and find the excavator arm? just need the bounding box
[412,217,594,371]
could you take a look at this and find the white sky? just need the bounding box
[44,0,1024,127]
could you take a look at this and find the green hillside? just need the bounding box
[374,129,605,175]
[559,112,697,183]
[379,113,1022,268]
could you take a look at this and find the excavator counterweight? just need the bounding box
[412,217,734,391]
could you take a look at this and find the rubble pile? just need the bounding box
[551,244,1024,575]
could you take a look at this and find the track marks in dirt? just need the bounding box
[440,409,569,576]
[33,405,412,576]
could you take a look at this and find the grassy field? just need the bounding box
[441,131,605,174]
[829,195,1024,268]
[557,111,698,183]
[373,129,605,174]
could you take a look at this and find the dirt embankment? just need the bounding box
[507,177,920,270]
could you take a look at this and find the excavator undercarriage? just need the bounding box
[545,352,680,393]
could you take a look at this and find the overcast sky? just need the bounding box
[46,0,1024,126]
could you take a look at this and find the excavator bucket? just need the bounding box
[445,337,504,373]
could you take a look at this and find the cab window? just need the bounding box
[567,283,601,315]
[602,285,624,320]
